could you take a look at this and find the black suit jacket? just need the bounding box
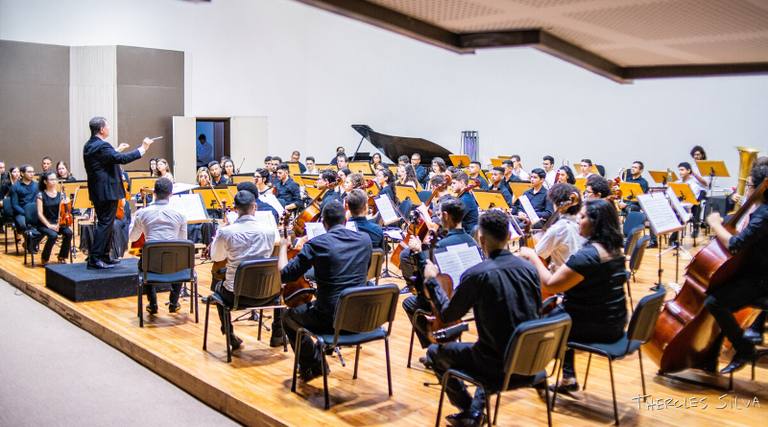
[83,136,142,203]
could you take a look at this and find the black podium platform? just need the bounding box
[45,259,171,302]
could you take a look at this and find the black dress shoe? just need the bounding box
[87,260,115,270]
[647,241,658,249]
[229,334,243,351]
[102,258,121,265]
[168,303,181,313]
[445,411,486,427]
[419,356,433,369]
[721,348,757,374]
[270,335,286,347]
[744,328,764,345]
[299,365,328,382]
[145,304,158,315]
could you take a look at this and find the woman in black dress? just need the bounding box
[36,171,73,265]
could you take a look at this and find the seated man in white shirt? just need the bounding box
[510,154,530,181]
[129,177,187,314]
[209,190,282,349]
[677,161,707,238]
[578,159,594,179]
[534,183,586,272]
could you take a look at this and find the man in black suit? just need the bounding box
[83,116,153,270]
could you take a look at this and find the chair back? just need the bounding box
[332,284,399,342]
[417,190,432,204]
[232,258,282,309]
[2,197,13,220]
[24,202,39,228]
[623,225,644,256]
[367,248,385,284]
[503,313,572,385]
[629,235,651,273]
[623,211,645,238]
[141,240,195,278]
[398,199,413,217]
[626,285,666,346]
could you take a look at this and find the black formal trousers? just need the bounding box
[89,199,118,265]
[282,302,334,371]
[37,225,72,262]
[704,273,768,355]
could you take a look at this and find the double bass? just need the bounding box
[646,177,768,373]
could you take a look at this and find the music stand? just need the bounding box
[304,186,321,199]
[507,182,531,199]
[192,186,235,211]
[363,184,379,198]
[696,160,730,203]
[231,174,252,184]
[497,156,511,160]
[396,185,423,206]
[448,155,471,168]
[60,181,87,200]
[130,177,160,196]
[348,161,373,175]
[286,162,302,176]
[489,158,503,168]
[296,175,319,187]
[387,165,398,176]
[590,165,599,175]
[574,178,587,193]
[618,182,645,201]
[648,171,674,186]
[473,189,510,211]
[316,164,337,172]
[637,192,684,290]
[72,187,94,252]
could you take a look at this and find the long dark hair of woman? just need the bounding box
[378,168,399,204]
[583,198,624,256]
[403,164,418,185]
[38,170,57,191]
[559,165,576,184]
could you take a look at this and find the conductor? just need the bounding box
[84,117,153,269]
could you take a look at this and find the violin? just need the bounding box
[422,229,469,344]
[280,212,314,308]
[359,179,378,214]
[57,181,73,227]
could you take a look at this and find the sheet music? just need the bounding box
[304,221,358,240]
[637,192,683,235]
[383,229,403,240]
[167,194,209,222]
[374,193,400,225]
[518,195,541,225]
[259,193,285,216]
[433,245,483,290]
[225,210,238,224]
[508,220,521,241]
[172,182,198,194]
[665,187,691,224]
[251,210,280,241]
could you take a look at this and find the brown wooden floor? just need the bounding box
[1,234,766,426]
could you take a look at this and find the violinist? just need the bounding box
[129,178,187,315]
[346,189,384,249]
[450,171,478,233]
[274,163,301,212]
[510,169,552,229]
[210,190,282,349]
[341,172,365,202]
[312,169,340,215]
[519,199,627,393]
[488,167,514,208]
[533,183,586,272]
[279,200,372,381]
[335,167,351,198]
[704,166,768,374]
[56,161,76,181]
[585,175,611,199]
[208,161,229,186]
[423,210,542,427]
[467,161,489,190]
[403,195,479,365]
[428,157,447,189]
[36,171,72,265]
[371,152,382,171]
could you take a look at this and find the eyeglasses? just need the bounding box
[746,184,756,189]
[583,190,593,195]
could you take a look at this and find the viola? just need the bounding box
[280,212,313,308]
[422,229,468,344]
[57,181,73,227]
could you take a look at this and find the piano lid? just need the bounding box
[352,125,452,166]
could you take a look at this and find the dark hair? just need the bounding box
[196,167,211,185]
[377,168,399,203]
[492,166,505,174]
[336,153,348,162]
[430,174,445,188]
[42,156,52,163]
[320,169,337,184]
[439,195,466,225]
[154,177,173,199]
[479,209,509,242]
[432,157,446,172]
[38,170,56,191]
[20,164,33,174]
[321,200,346,227]
[633,161,644,171]
[222,159,235,175]
[547,183,581,215]
[678,162,692,171]
[690,145,707,160]
[198,134,206,141]
[581,159,593,166]
[208,160,221,170]
[347,172,365,189]
[2,165,19,188]
[264,156,272,163]
[336,146,345,153]
[753,156,768,169]
[271,156,282,164]
[543,155,554,164]
[346,189,368,214]
[402,164,418,185]
[446,166,459,174]
[255,168,270,181]
[277,163,290,172]
[511,154,521,162]
[531,168,546,180]
[750,166,768,203]
[372,152,382,163]
[149,158,158,175]
[234,190,255,212]
[558,166,576,184]
[412,153,421,159]
[292,150,300,156]
[398,155,409,164]
[586,175,611,200]
[89,117,107,136]
[306,156,315,163]
[236,181,259,199]
[452,170,469,185]
[469,161,482,168]
[338,167,351,178]
[501,159,513,168]
[583,199,624,256]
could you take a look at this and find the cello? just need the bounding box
[422,229,469,344]
[280,212,314,308]
[646,177,768,373]
[292,176,341,237]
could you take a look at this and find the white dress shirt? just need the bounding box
[534,214,586,271]
[678,175,706,198]
[512,168,530,181]
[129,199,187,242]
[209,214,276,292]
[545,170,557,188]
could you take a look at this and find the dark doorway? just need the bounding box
[196,118,230,169]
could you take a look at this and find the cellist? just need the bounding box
[423,210,542,427]
[704,166,768,374]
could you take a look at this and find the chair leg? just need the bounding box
[353,344,361,379]
[551,358,563,409]
[435,372,449,427]
[483,386,492,426]
[407,325,416,368]
[322,349,330,410]
[225,309,232,363]
[203,299,211,350]
[638,348,646,396]
[583,353,593,390]
[138,281,144,328]
[494,391,501,425]
[385,337,392,396]
[258,309,264,341]
[544,379,553,427]
[193,279,199,323]
[608,359,619,426]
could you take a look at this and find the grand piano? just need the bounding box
[351,125,453,166]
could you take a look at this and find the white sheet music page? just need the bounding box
[374,193,400,225]
[637,192,683,235]
[518,195,541,225]
[251,210,280,241]
[304,221,358,240]
[665,187,691,224]
[168,194,208,222]
[434,245,483,290]
[259,193,285,216]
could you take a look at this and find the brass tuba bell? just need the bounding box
[734,146,762,209]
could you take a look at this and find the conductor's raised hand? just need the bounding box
[141,137,153,151]
[116,143,130,153]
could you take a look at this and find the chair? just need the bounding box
[2,196,21,254]
[623,225,644,256]
[596,165,605,177]
[203,258,287,362]
[418,190,432,204]
[137,240,198,327]
[622,211,645,239]
[557,285,666,426]
[367,248,385,285]
[396,199,413,228]
[291,283,400,410]
[23,202,42,267]
[435,313,572,427]
[628,235,651,283]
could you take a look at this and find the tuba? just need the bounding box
[734,146,762,209]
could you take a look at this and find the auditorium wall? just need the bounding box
[1,0,766,187]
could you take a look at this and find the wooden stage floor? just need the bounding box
[1,236,766,426]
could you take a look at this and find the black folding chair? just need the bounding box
[137,240,198,327]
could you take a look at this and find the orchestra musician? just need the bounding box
[467,161,489,190]
[428,157,447,188]
[10,165,38,246]
[403,196,479,363]
[329,146,345,165]
[398,155,409,167]
[156,158,174,182]
[210,190,283,349]
[222,158,236,183]
[376,168,399,205]
[585,175,611,199]
[510,168,553,229]
[208,161,229,186]
[704,166,768,374]
[397,164,419,189]
[675,161,707,239]
[371,152,382,171]
[1,165,20,210]
[689,145,711,190]
[533,183,586,272]
[290,150,307,174]
[56,161,76,181]
[268,157,281,186]
[423,210,542,426]
[411,153,428,188]
[316,169,341,213]
[335,153,349,170]
[82,116,153,270]
[304,156,318,175]
[335,168,351,198]
[577,159,594,179]
[543,155,557,188]
[346,189,384,250]
[36,171,73,265]
[279,200,372,381]
[274,163,301,212]
[450,171,479,234]
[519,198,627,393]
[149,158,159,177]
[501,160,522,190]
[510,155,529,181]
[41,156,53,173]
[129,177,187,314]
[557,165,576,185]
[488,167,514,208]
